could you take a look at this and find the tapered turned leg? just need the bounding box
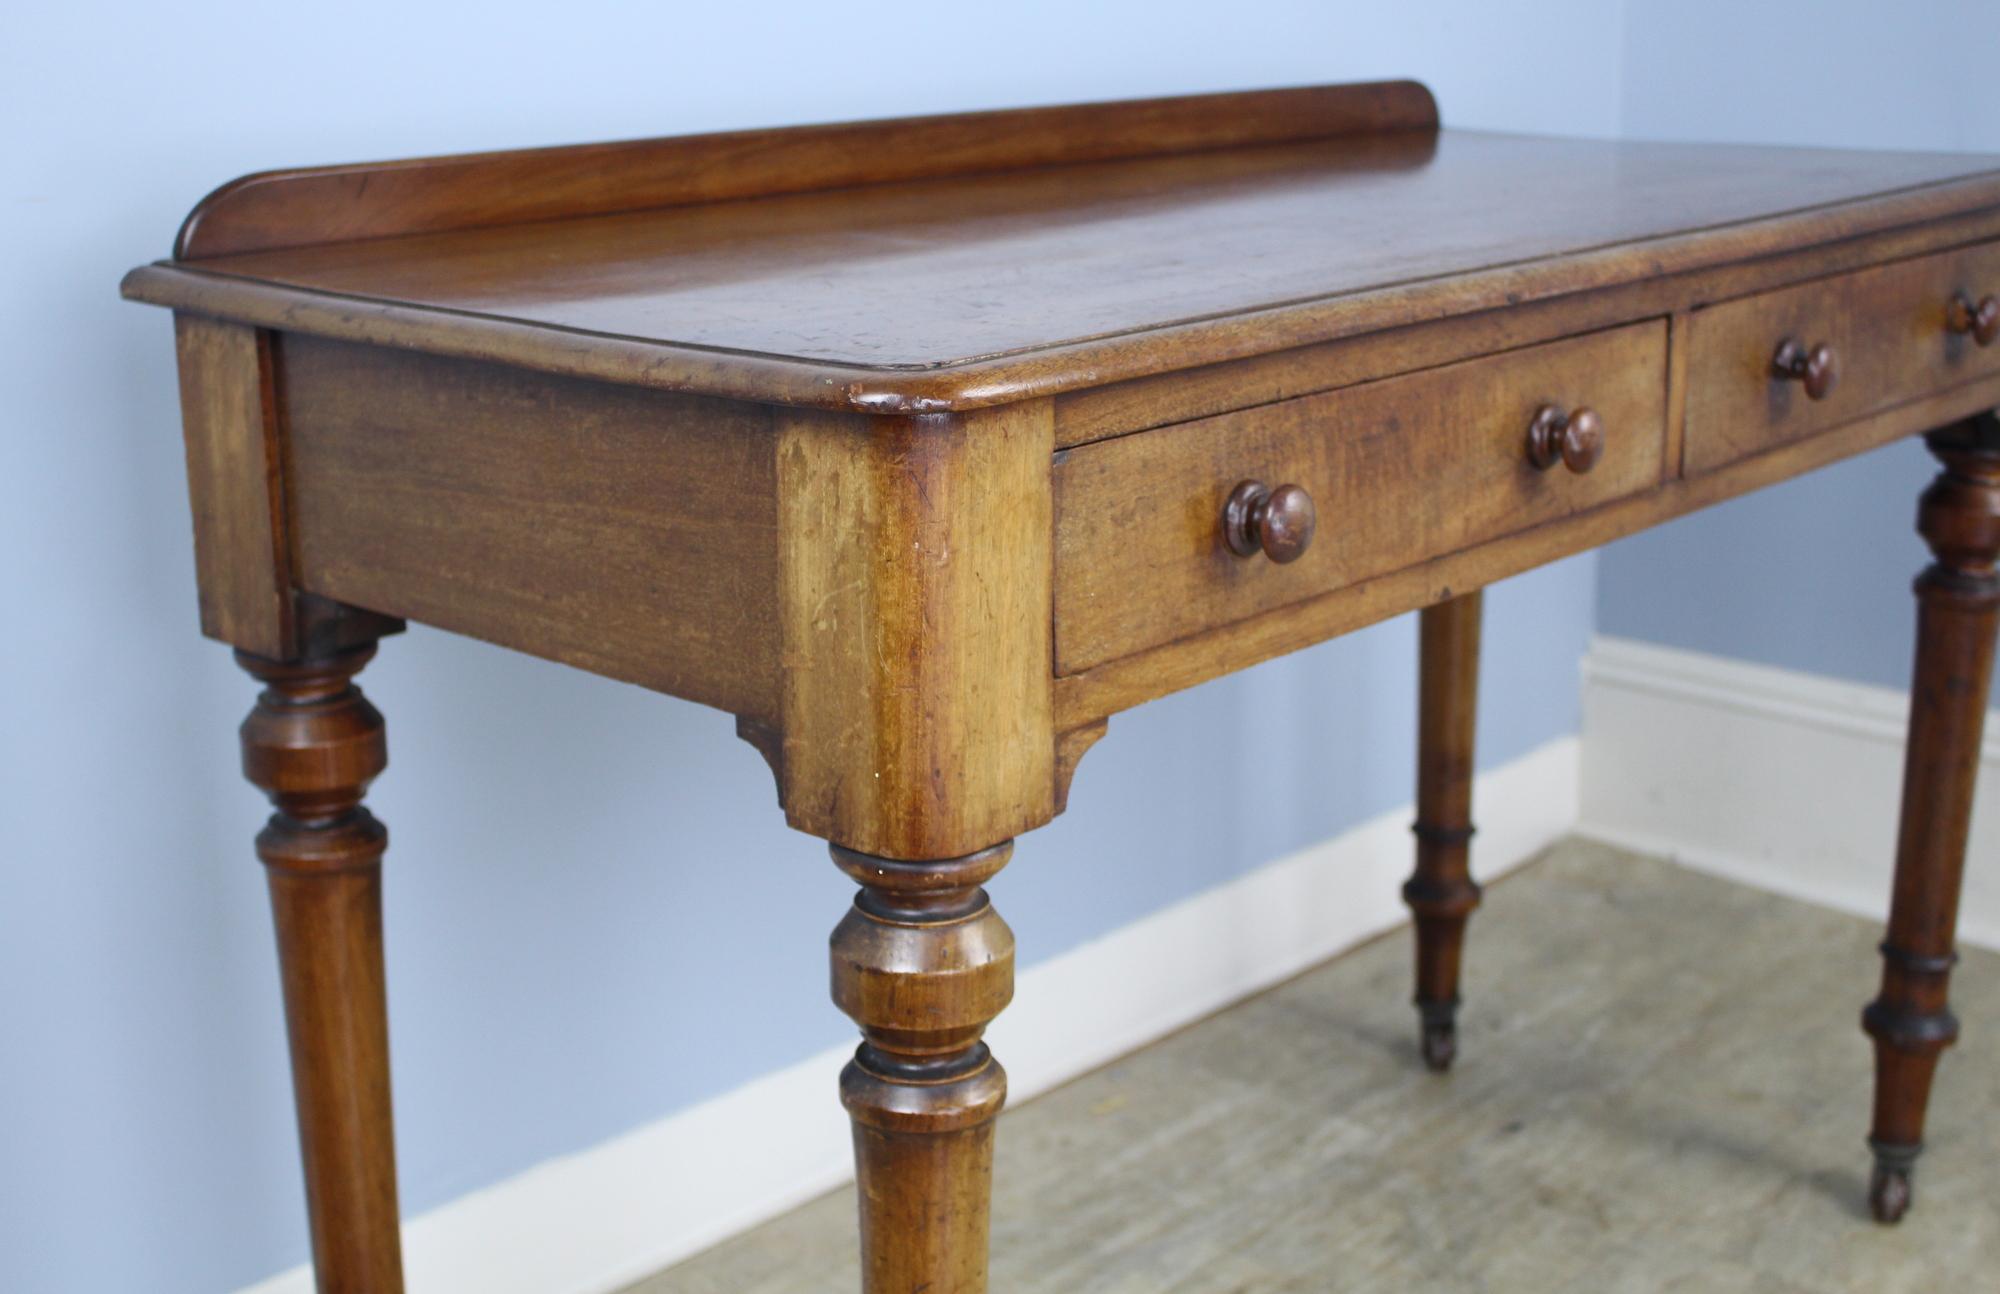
[830,842,1015,1294]
[1404,590,1483,1072]
[239,645,404,1293]
[1863,415,2000,1224]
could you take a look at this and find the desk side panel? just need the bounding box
[279,336,782,721]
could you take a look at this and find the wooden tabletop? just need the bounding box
[123,84,2000,411]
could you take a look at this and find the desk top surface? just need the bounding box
[123,83,2000,411]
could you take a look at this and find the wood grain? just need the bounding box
[1053,721,1109,815]
[122,127,2000,413]
[830,843,1016,1292]
[1863,413,2000,1222]
[173,82,1438,258]
[1406,591,1483,1074]
[1055,368,2000,729]
[121,81,2000,1275]
[1688,241,2000,472]
[775,404,1055,859]
[239,645,404,1294]
[1054,321,1667,674]
[1053,210,2000,448]
[279,335,782,721]
[172,315,293,657]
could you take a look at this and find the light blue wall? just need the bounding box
[1599,3,2000,689]
[0,5,1623,1291]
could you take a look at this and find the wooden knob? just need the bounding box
[1772,337,1839,401]
[1223,480,1315,563]
[1525,404,1604,474]
[1947,293,2000,347]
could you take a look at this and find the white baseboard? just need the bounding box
[1579,634,2000,952]
[237,735,1579,1294]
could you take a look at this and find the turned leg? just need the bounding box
[1863,416,2000,1223]
[830,842,1015,1294]
[1404,590,1483,1072]
[239,645,404,1292]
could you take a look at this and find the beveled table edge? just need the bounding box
[121,167,2000,415]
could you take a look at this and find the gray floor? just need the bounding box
[631,840,2000,1292]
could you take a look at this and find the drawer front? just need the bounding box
[1686,241,2000,473]
[1054,320,1668,674]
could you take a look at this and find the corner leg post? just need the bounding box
[1405,590,1484,1072]
[1864,414,2000,1222]
[239,644,405,1292]
[831,842,1015,1293]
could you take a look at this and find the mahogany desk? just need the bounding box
[123,82,2000,1291]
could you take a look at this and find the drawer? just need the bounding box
[1686,241,2000,473]
[1054,320,1668,674]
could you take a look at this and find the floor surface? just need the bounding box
[630,839,2000,1292]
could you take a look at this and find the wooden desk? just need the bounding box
[123,82,2000,1291]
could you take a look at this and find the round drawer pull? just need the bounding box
[1525,404,1604,474]
[1947,292,2000,347]
[1772,337,1839,400]
[1222,480,1315,564]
